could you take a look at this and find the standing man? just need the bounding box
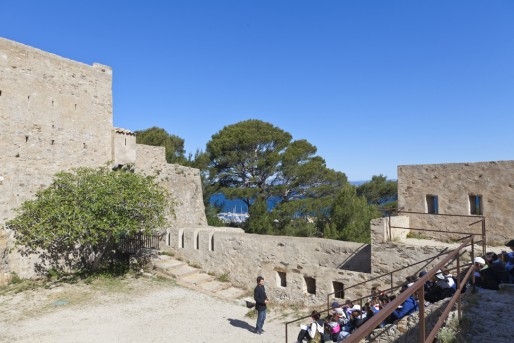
[254,275,269,334]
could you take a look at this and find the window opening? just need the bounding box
[25,135,29,142]
[332,281,345,299]
[277,271,287,287]
[166,232,171,246]
[426,195,438,214]
[195,233,200,250]
[209,235,214,251]
[304,276,316,295]
[179,231,184,248]
[51,140,55,145]
[469,194,483,215]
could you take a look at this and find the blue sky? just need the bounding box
[2,1,513,181]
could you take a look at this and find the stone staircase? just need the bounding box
[150,253,250,303]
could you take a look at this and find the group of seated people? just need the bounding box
[472,239,514,290]
[294,239,514,342]
[295,287,421,342]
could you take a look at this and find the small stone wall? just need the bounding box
[162,227,372,304]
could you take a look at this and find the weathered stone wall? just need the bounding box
[162,226,371,304]
[160,217,473,306]
[0,37,113,226]
[135,145,207,227]
[0,38,207,279]
[398,161,514,245]
[0,38,114,279]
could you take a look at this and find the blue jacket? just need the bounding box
[391,295,418,320]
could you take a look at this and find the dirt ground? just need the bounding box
[3,274,511,343]
[0,276,292,343]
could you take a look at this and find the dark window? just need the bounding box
[304,276,316,295]
[469,195,483,215]
[332,281,345,299]
[277,271,287,287]
[426,195,438,214]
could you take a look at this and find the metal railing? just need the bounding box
[343,236,475,343]
[392,210,486,254]
[284,211,485,342]
[117,232,162,254]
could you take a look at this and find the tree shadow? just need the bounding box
[227,318,255,332]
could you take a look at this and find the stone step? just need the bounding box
[166,264,201,278]
[180,272,214,285]
[198,279,227,293]
[151,253,249,303]
[153,257,185,271]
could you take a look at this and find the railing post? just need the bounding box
[418,289,425,343]
[471,236,476,293]
[482,217,486,256]
[457,254,461,321]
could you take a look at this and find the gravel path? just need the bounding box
[2,276,512,343]
[0,277,289,343]
[459,285,514,343]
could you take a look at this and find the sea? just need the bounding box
[209,181,367,213]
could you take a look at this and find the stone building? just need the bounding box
[398,161,514,245]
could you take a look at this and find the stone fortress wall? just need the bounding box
[0,37,206,282]
[165,216,463,305]
[0,38,482,304]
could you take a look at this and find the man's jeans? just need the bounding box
[256,309,266,332]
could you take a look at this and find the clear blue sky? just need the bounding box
[2,1,513,181]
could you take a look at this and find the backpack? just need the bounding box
[311,329,322,343]
[311,322,323,343]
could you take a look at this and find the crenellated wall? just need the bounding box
[162,226,372,304]
[161,216,474,305]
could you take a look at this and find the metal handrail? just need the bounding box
[343,236,474,343]
[284,240,476,342]
[323,212,485,306]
